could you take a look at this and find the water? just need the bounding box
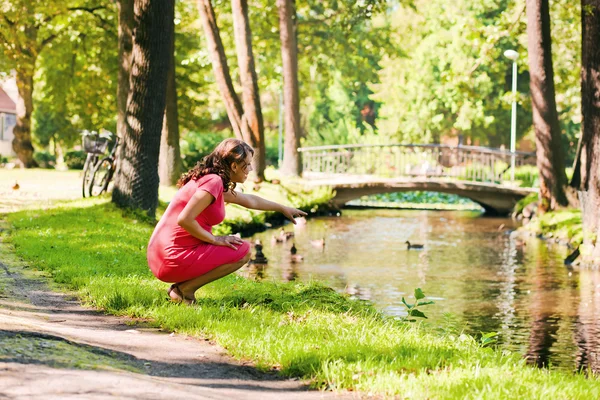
[243,208,600,373]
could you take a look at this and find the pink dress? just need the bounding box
[147,174,250,283]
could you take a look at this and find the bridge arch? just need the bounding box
[298,143,537,215]
[326,179,535,215]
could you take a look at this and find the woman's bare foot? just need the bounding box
[167,284,196,305]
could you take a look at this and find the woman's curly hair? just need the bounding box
[177,138,254,192]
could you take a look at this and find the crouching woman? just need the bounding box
[147,138,306,304]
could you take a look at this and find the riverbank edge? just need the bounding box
[4,191,596,398]
[512,194,597,265]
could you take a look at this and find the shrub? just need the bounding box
[33,151,56,169]
[65,150,87,170]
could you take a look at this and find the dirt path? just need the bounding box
[0,172,354,399]
[0,231,356,399]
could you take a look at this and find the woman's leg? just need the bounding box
[172,252,251,302]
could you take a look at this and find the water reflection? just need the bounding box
[243,209,600,371]
[575,269,600,373]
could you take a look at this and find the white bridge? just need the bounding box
[299,144,538,215]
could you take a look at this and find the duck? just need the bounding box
[294,216,307,226]
[405,241,424,250]
[310,238,325,248]
[280,228,294,241]
[564,246,580,266]
[271,234,284,244]
[12,181,19,190]
[290,243,304,263]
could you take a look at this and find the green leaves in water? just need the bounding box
[401,288,435,322]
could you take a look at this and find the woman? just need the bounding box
[147,138,307,304]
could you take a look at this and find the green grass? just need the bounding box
[523,208,583,246]
[4,198,600,398]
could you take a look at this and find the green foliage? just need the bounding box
[64,150,86,170]
[368,191,480,208]
[523,209,583,246]
[180,131,229,170]
[479,331,499,348]
[7,201,600,397]
[401,288,435,321]
[372,1,533,146]
[513,192,539,215]
[33,151,56,169]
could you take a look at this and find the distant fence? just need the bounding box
[298,144,536,185]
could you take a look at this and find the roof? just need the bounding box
[0,87,16,114]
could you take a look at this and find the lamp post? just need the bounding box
[504,49,519,181]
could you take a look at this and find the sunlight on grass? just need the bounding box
[5,198,600,398]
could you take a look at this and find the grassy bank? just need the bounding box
[4,198,600,398]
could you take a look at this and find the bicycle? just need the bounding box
[81,129,120,197]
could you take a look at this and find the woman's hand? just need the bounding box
[281,206,308,224]
[213,235,244,250]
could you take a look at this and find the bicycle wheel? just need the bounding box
[89,157,114,196]
[82,154,97,198]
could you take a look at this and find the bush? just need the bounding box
[33,151,56,169]
[65,150,87,170]
[180,131,228,170]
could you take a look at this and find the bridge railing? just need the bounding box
[298,144,536,185]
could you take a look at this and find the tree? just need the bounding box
[0,1,113,166]
[33,4,117,151]
[232,0,266,180]
[195,0,245,141]
[526,0,569,211]
[112,0,174,217]
[117,0,133,140]
[572,0,600,256]
[195,0,266,179]
[0,1,58,167]
[159,31,183,186]
[277,0,301,176]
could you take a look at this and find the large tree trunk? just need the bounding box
[12,66,37,167]
[526,0,569,211]
[231,0,265,180]
[196,0,245,141]
[277,0,301,176]
[117,0,134,140]
[112,0,174,218]
[579,0,600,258]
[159,41,183,186]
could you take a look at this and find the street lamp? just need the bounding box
[504,49,519,181]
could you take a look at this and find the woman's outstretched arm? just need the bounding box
[224,192,307,223]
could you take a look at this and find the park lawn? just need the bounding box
[4,199,600,398]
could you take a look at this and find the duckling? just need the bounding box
[405,241,424,250]
[290,243,304,263]
[294,216,307,226]
[310,237,325,248]
[271,234,284,244]
[12,180,19,190]
[279,228,294,241]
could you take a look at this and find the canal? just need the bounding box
[243,208,600,373]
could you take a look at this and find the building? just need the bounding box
[0,80,17,157]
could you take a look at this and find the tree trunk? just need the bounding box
[196,0,245,141]
[159,41,183,186]
[231,0,265,180]
[12,66,37,167]
[277,0,301,176]
[526,0,569,211]
[580,0,600,257]
[117,0,134,140]
[112,0,174,218]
